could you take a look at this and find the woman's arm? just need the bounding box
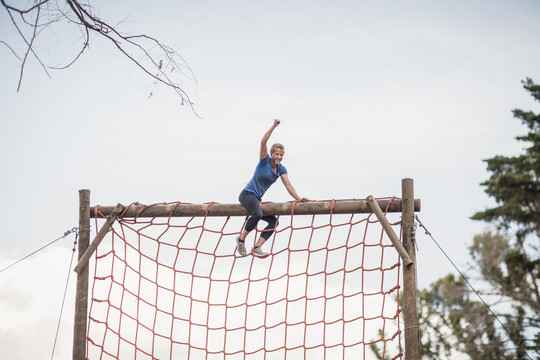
[281,173,309,202]
[260,119,280,159]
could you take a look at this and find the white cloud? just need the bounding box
[0,248,76,360]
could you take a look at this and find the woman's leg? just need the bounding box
[238,190,277,256]
[254,216,278,247]
[238,190,263,240]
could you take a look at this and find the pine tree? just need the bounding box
[417,79,540,359]
[472,78,540,242]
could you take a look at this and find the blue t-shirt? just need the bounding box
[244,155,288,200]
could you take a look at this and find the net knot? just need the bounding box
[204,202,216,217]
[385,196,396,213]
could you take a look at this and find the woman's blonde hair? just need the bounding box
[270,143,285,154]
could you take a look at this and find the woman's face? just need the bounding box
[271,149,284,166]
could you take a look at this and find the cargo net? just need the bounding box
[87,199,404,359]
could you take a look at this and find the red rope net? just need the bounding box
[87,199,404,359]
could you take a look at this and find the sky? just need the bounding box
[1,0,540,359]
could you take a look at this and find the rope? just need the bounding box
[86,199,404,359]
[50,230,79,360]
[414,215,534,360]
[0,227,78,274]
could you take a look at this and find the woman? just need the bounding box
[236,119,309,257]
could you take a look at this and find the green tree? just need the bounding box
[472,78,540,241]
[417,78,540,359]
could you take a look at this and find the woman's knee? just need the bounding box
[264,216,278,228]
[245,212,263,232]
[252,213,263,223]
[252,206,263,220]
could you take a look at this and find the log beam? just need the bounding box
[366,195,413,267]
[74,203,124,274]
[73,189,90,360]
[91,198,421,218]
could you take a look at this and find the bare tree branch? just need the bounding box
[17,3,41,91]
[0,0,51,14]
[3,1,52,79]
[1,0,197,114]
[0,40,23,60]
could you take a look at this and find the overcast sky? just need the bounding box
[1,0,540,359]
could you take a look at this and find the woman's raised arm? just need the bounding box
[260,119,280,159]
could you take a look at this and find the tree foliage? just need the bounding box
[418,79,540,359]
[418,273,514,359]
[0,0,195,109]
[472,78,540,241]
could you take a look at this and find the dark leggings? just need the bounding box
[239,190,278,241]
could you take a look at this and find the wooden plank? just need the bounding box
[402,179,420,360]
[74,203,124,274]
[366,195,413,267]
[91,198,421,218]
[73,189,90,360]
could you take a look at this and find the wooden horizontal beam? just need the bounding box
[91,198,421,218]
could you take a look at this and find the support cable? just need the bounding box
[414,215,533,360]
[0,227,79,274]
[51,230,79,360]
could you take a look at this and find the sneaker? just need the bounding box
[252,246,269,258]
[236,236,247,256]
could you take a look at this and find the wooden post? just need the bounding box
[74,203,124,274]
[91,198,421,218]
[402,179,420,360]
[73,189,90,360]
[366,195,413,267]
